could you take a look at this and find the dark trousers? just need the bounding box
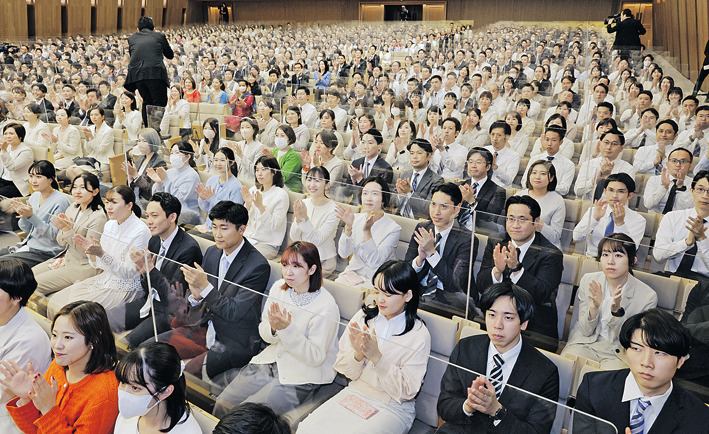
[693,57,709,95]
[0,179,22,199]
[134,79,169,127]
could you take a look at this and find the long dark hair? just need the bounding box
[107,184,141,218]
[72,172,105,213]
[254,156,284,189]
[216,147,239,178]
[28,160,59,190]
[364,260,422,335]
[116,342,190,432]
[202,117,221,155]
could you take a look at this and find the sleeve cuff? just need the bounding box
[188,283,214,306]
[426,251,441,268]
[463,402,474,417]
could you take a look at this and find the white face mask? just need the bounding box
[355,108,365,117]
[118,389,160,419]
[238,86,247,93]
[203,129,216,140]
[274,136,289,149]
[391,107,401,117]
[170,154,185,169]
[644,60,651,67]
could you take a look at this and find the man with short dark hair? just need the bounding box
[457,147,506,233]
[437,282,559,433]
[606,8,646,61]
[485,121,520,188]
[575,129,635,200]
[476,196,564,338]
[575,309,709,432]
[643,147,694,213]
[396,139,443,219]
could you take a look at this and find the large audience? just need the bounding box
[0,19,708,433]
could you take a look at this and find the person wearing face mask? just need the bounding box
[114,342,200,433]
[261,125,302,192]
[124,128,167,208]
[149,141,201,225]
[225,80,254,134]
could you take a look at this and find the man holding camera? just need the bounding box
[607,9,646,64]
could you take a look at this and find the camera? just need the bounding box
[604,13,621,25]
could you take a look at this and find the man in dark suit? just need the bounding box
[289,62,310,88]
[405,182,477,312]
[396,139,443,219]
[437,282,559,433]
[97,80,117,126]
[351,48,367,77]
[475,195,564,339]
[575,309,709,433]
[60,84,80,121]
[76,88,100,126]
[334,53,351,88]
[123,192,203,348]
[168,201,271,383]
[30,83,55,122]
[366,45,380,72]
[343,128,393,196]
[125,16,174,127]
[607,9,646,62]
[457,147,506,234]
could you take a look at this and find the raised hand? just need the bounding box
[29,374,58,415]
[592,198,608,222]
[52,213,73,232]
[588,279,603,313]
[268,302,292,332]
[180,262,210,298]
[195,183,215,201]
[334,203,355,228]
[0,360,38,401]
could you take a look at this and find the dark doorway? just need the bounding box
[384,5,422,21]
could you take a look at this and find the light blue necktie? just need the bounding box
[604,212,615,236]
[629,398,651,434]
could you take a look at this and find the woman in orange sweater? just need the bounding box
[0,301,119,434]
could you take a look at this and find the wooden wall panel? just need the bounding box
[34,0,61,38]
[96,0,118,34]
[144,0,164,28]
[0,0,28,40]
[67,0,91,36]
[122,0,143,32]
[446,0,613,27]
[165,0,188,27]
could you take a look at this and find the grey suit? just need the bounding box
[396,168,443,219]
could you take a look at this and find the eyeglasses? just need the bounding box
[669,158,691,165]
[694,187,709,196]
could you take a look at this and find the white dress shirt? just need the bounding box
[574,156,636,201]
[654,208,709,277]
[529,137,575,161]
[432,141,468,179]
[633,144,671,175]
[643,174,694,214]
[674,126,709,157]
[156,226,179,270]
[622,372,673,433]
[573,205,646,257]
[486,336,523,395]
[522,152,575,196]
[624,127,657,149]
[411,224,453,290]
[485,145,520,188]
[515,190,565,248]
[491,235,535,284]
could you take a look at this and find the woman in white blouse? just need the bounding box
[46,108,81,171]
[113,91,143,147]
[68,107,114,181]
[386,120,416,171]
[46,185,151,330]
[241,155,289,259]
[284,106,310,152]
[291,167,339,277]
[194,117,221,171]
[297,260,431,434]
[160,84,192,140]
[459,108,487,148]
[301,131,344,185]
[381,100,404,141]
[505,111,531,158]
[213,241,340,418]
[232,117,264,182]
[417,106,442,142]
[334,177,402,289]
[515,160,565,248]
[256,100,278,147]
[21,103,50,150]
[0,123,33,197]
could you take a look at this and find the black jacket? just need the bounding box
[607,18,646,50]
[125,28,174,88]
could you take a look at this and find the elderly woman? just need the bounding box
[124,128,167,208]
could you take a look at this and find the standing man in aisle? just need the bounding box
[125,16,174,127]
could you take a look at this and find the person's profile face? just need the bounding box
[626,329,685,396]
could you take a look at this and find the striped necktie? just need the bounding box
[490,354,505,399]
[629,398,651,434]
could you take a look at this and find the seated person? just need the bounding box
[575,128,635,201]
[255,100,278,147]
[0,258,51,434]
[674,104,709,158]
[562,233,657,369]
[521,125,574,196]
[342,113,375,161]
[575,309,709,432]
[297,261,431,434]
[643,147,694,214]
[301,130,345,186]
[484,120,520,189]
[677,277,709,387]
[159,84,192,140]
[0,123,33,198]
[623,107,658,149]
[431,117,468,180]
[385,119,416,171]
[113,91,143,146]
[0,161,71,268]
[241,156,289,260]
[457,147,507,233]
[114,342,200,432]
[122,192,203,348]
[290,167,339,277]
[150,141,201,225]
[32,173,107,297]
[46,185,151,323]
[264,125,302,192]
[193,118,222,171]
[46,108,82,172]
[437,282,559,433]
[124,128,167,208]
[282,106,310,152]
[476,195,564,339]
[213,241,340,418]
[2,301,119,434]
[405,182,476,311]
[160,201,270,384]
[654,170,709,281]
[395,138,443,219]
[68,107,114,181]
[515,160,565,248]
[573,173,646,257]
[342,128,393,203]
[225,80,255,134]
[193,147,244,235]
[504,111,530,158]
[633,119,679,175]
[335,177,402,289]
[528,114,575,159]
[232,117,265,182]
[213,402,290,434]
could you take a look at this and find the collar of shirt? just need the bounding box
[364,155,379,167]
[220,239,245,272]
[433,223,454,254]
[413,167,428,178]
[622,371,673,430]
[509,234,535,263]
[160,226,179,255]
[486,336,524,390]
[373,311,407,346]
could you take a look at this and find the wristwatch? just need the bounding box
[611,307,625,317]
[491,405,507,422]
[508,262,523,273]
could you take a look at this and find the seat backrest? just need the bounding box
[571,363,602,397]
[190,233,216,255]
[109,154,127,186]
[322,279,364,322]
[634,270,681,312]
[190,403,219,433]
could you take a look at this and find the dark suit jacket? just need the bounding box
[99,94,117,110]
[129,153,167,201]
[367,54,380,70]
[575,369,709,433]
[404,221,476,298]
[437,335,559,433]
[346,156,393,186]
[457,177,506,232]
[125,28,174,88]
[476,232,563,339]
[200,241,271,377]
[63,100,80,118]
[677,280,709,382]
[352,59,367,76]
[396,168,443,219]
[607,18,646,50]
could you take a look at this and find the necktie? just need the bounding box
[472,181,479,196]
[662,179,681,214]
[490,354,505,399]
[439,146,449,173]
[217,255,230,290]
[411,172,420,192]
[422,233,443,301]
[547,156,554,162]
[677,218,707,275]
[629,399,651,434]
[363,162,370,178]
[637,132,646,149]
[458,181,478,229]
[155,243,168,270]
[604,212,615,236]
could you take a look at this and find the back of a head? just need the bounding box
[212,403,291,434]
[138,16,155,31]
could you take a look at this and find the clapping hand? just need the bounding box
[129,246,155,275]
[10,200,33,219]
[334,203,355,229]
[0,360,39,403]
[146,167,168,184]
[588,279,603,316]
[268,302,292,333]
[348,322,381,364]
[52,213,73,232]
[466,376,501,416]
[395,178,411,194]
[592,198,608,221]
[195,183,215,201]
[121,160,138,178]
[347,164,364,185]
[73,234,104,257]
[28,374,58,415]
[180,262,210,299]
[293,199,307,221]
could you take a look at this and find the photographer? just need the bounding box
[606,9,646,63]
